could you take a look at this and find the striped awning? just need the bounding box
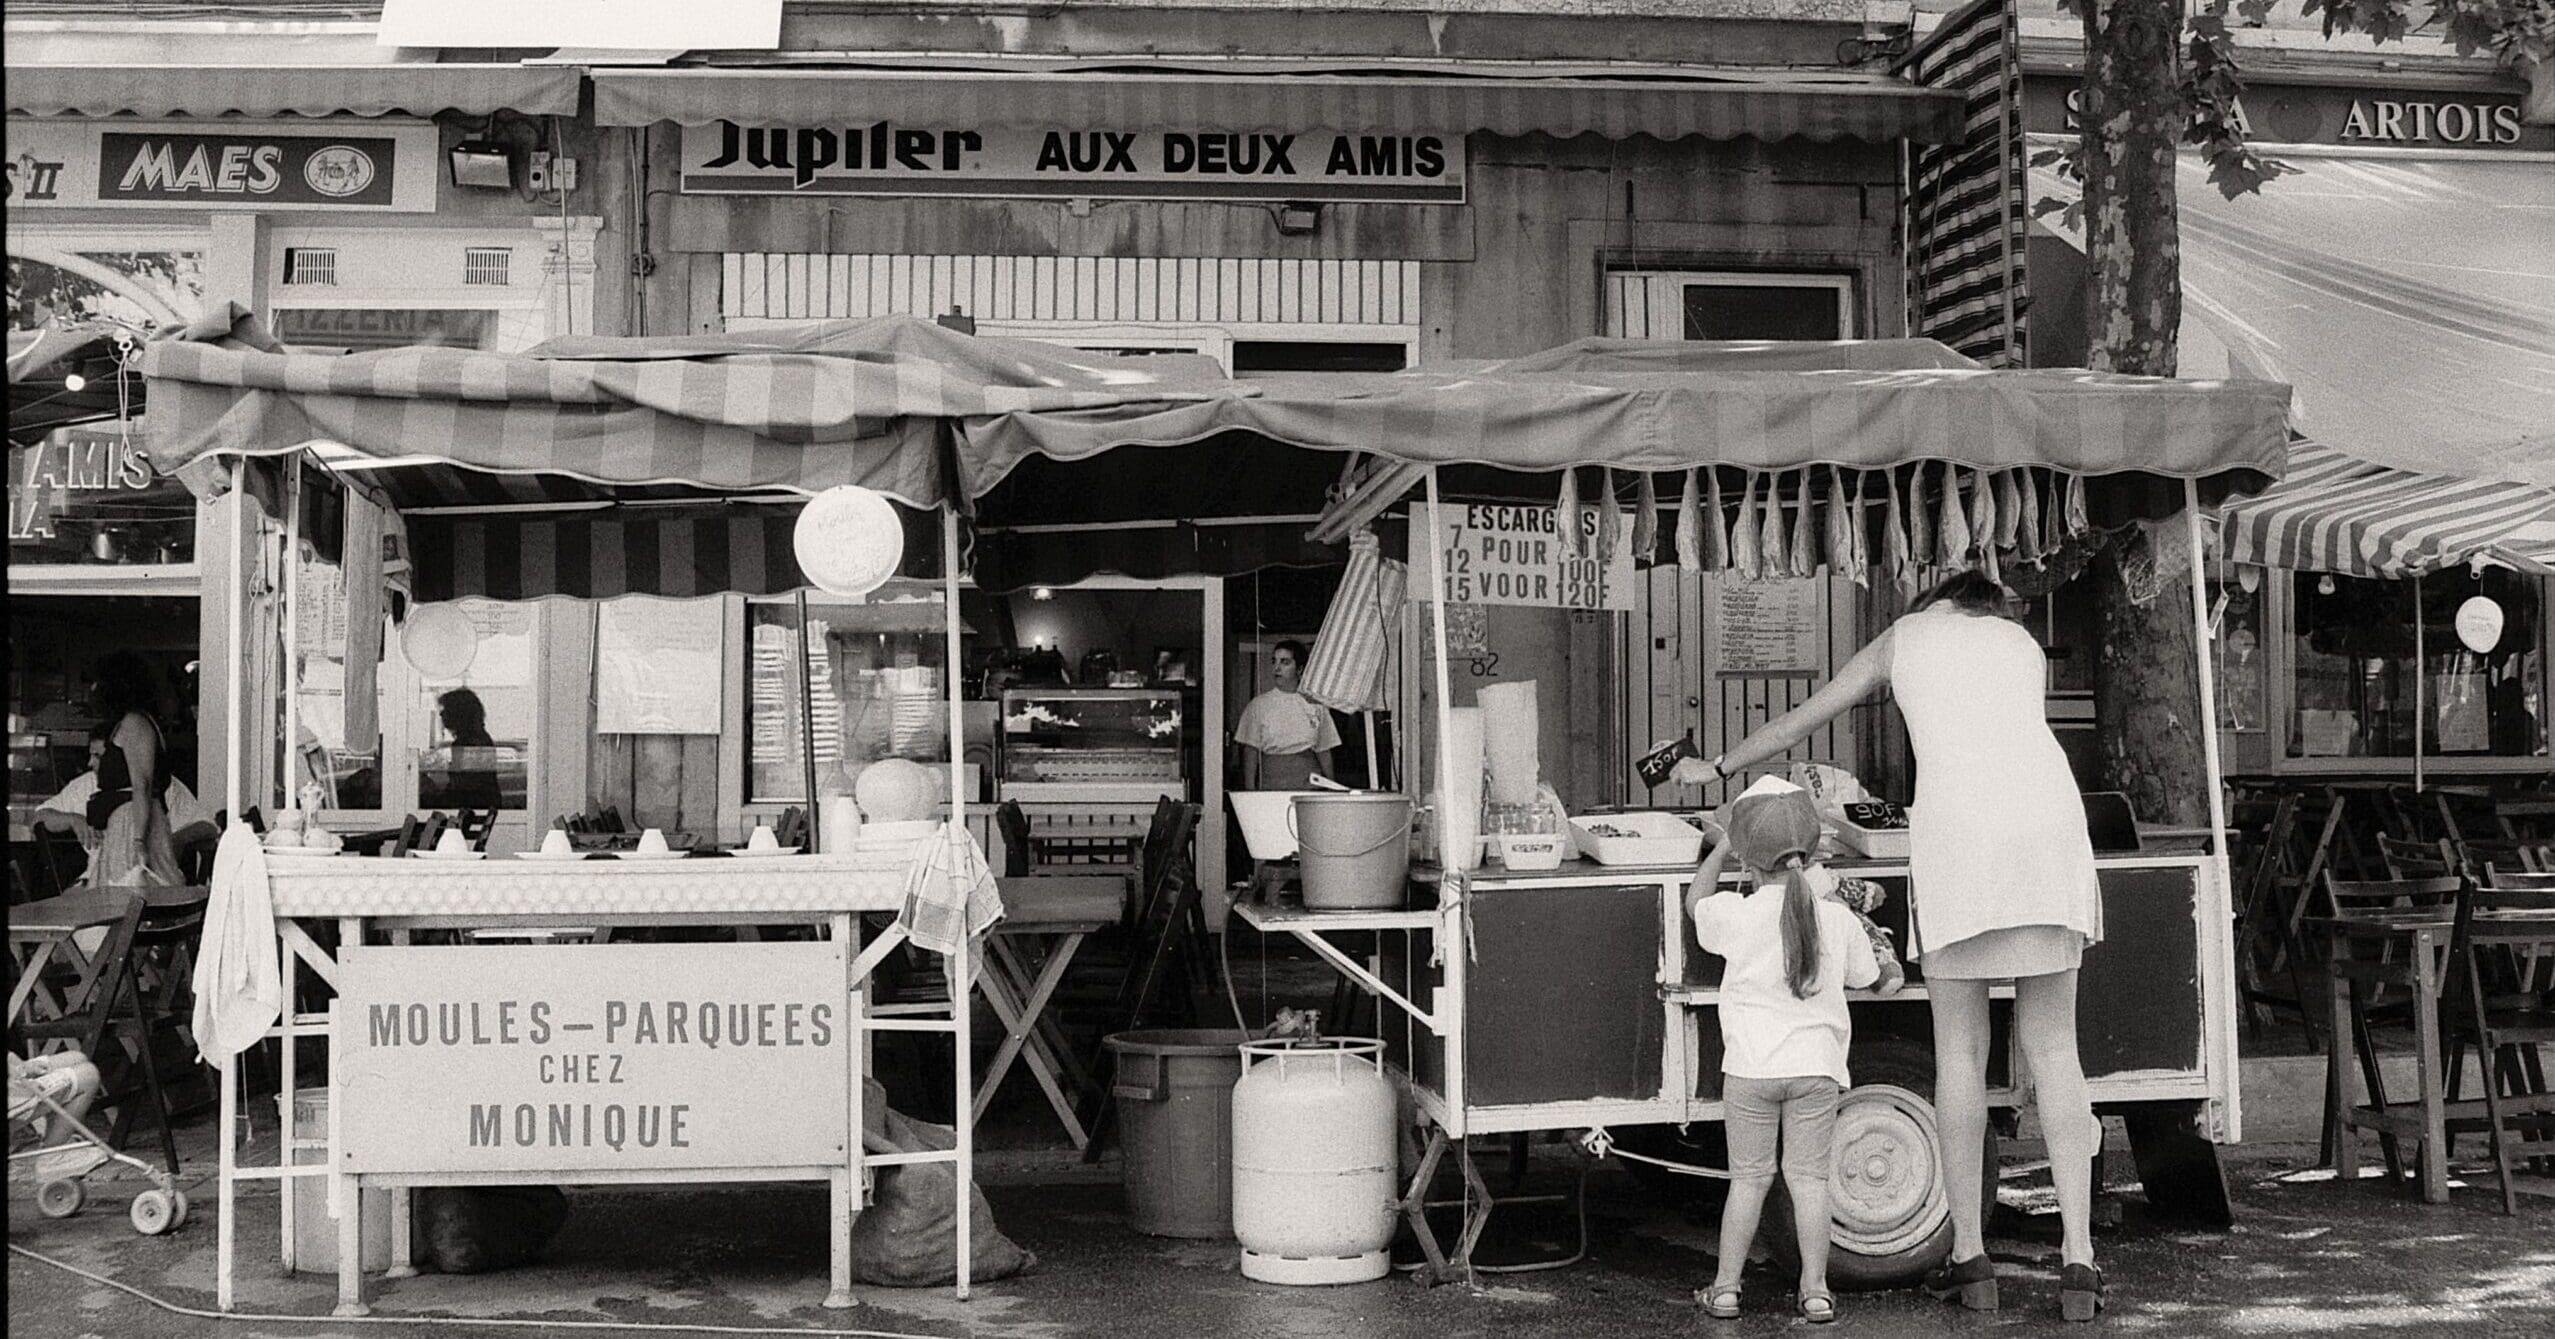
[2222,440,2555,579]
[590,66,1965,144]
[4,64,582,118]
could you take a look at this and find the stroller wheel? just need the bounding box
[131,1189,178,1236]
[36,1179,86,1219]
[169,1190,192,1228]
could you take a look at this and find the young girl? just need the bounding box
[1689,785,1881,1325]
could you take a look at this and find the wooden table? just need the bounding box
[6,888,136,1029]
[2317,907,2555,1203]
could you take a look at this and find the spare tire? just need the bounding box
[1761,1036,1998,1291]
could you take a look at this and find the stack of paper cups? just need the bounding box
[1477,680,1541,806]
[1441,706,1487,871]
[819,794,863,855]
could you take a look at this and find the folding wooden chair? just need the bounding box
[2319,874,2462,1181]
[2375,834,2459,882]
[1077,799,1211,1160]
[12,891,181,1176]
[2441,885,2555,1213]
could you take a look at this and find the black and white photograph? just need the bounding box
[7,1,2551,1335]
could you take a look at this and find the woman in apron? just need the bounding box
[1233,640,1340,790]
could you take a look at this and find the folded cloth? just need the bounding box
[898,823,1006,957]
[190,820,283,1069]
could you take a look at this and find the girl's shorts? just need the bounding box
[1721,1074,1841,1180]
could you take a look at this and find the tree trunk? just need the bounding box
[2082,1,2207,825]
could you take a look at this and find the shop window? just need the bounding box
[1608,270,1856,341]
[743,584,964,803]
[463,247,513,287]
[407,601,535,811]
[2290,570,2546,759]
[8,241,208,327]
[1231,341,1410,374]
[282,248,337,286]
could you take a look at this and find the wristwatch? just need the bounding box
[1708,757,1728,782]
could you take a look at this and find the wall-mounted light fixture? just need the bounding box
[448,140,516,190]
[1273,202,1323,237]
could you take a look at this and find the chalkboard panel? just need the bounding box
[1463,883,1665,1107]
[2078,865,2203,1079]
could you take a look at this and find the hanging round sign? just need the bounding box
[400,604,479,680]
[793,486,905,597]
[2455,596,2504,654]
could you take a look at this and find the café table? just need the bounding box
[6,888,135,1028]
[2316,905,2555,1203]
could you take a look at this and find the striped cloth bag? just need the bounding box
[1298,531,1408,713]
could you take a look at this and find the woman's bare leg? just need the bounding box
[2015,967,2096,1268]
[1928,977,1993,1262]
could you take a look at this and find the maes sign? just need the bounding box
[681,121,1464,203]
[1412,504,1635,612]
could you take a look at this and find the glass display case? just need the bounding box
[1000,687,1188,802]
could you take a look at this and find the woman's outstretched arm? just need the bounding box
[1676,625,1897,782]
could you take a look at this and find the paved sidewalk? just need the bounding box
[9,1117,2552,1339]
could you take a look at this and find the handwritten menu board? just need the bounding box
[1715,579,1824,677]
[596,597,723,734]
[1412,503,1635,612]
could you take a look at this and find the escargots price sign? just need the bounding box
[1412,503,1635,611]
[335,943,847,1175]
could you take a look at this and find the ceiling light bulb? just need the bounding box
[62,372,86,392]
[1031,587,1054,601]
[2318,574,2337,596]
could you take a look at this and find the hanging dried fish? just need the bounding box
[1633,470,1660,568]
[1789,468,1819,577]
[1704,467,1729,571]
[1732,470,1763,580]
[1906,464,1933,566]
[1675,468,1703,572]
[1848,471,1871,588]
[2015,467,2044,565]
[1992,470,2022,552]
[2063,470,2089,537]
[1825,467,1851,578]
[1976,468,2003,584]
[1883,467,1914,594]
[1556,467,1580,559]
[1761,471,1793,578]
[2041,469,2064,555]
[1938,461,1972,568]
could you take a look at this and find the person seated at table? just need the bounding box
[1234,640,1339,791]
[33,725,218,882]
[427,688,505,813]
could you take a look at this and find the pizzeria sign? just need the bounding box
[681,120,1465,203]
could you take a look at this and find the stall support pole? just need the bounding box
[796,589,823,848]
[282,457,301,811]
[217,459,247,1314]
[1421,469,1466,1131]
[943,505,974,1300]
[2187,482,2242,1141]
[2412,575,2426,792]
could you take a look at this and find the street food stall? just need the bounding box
[144,314,2290,1298]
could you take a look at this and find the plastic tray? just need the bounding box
[1569,812,1706,866]
[1832,817,1911,859]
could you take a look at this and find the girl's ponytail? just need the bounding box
[1776,857,1823,999]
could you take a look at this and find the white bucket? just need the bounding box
[1230,791,1319,861]
[1292,792,1411,911]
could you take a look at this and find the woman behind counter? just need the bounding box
[1233,639,1339,791]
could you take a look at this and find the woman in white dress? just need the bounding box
[1675,572,2105,1320]
[1232,640,1340,791]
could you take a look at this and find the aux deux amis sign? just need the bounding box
[681,120,1464,202]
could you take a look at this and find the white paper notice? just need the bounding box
[597,597,724,735]
[1715,579,1825,678]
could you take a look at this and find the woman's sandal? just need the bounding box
[1797,1291,1837,1325]
[2059,1263,2107,1322]
[1698,1286,1743,1320]
[1922,1254,2000,1311]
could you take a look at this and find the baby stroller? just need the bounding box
[9,1051,190,1234]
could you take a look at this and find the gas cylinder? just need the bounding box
[1229,1038,1397,1284]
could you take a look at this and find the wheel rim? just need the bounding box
[133,1192,171,1234]
[37,1180,82,1217]
[1825,1083,1950,1258]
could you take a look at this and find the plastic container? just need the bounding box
[1492,832,1566,871]
[1292,792,1412,910]
[1231,1038,1397,1284]
[1833,813,1913,859]
[1570,811,1707,866]
[1105,1029,1251,1238]
[1229,791,1319,861]
[281,1089,394,1273]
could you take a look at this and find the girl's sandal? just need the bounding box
[1797,1291,1837,1325]
[1697,1286,1743,1320]
[2059,1263,2107,1322]
[1922,1254,2000,1311]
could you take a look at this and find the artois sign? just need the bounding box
[680,120,1464,203]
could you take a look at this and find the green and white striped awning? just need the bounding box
[2223,440,2555,579]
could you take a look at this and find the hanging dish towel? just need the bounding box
[190,820,282,1069]
[1299,530,1408,713]
[899,823,1007,957]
